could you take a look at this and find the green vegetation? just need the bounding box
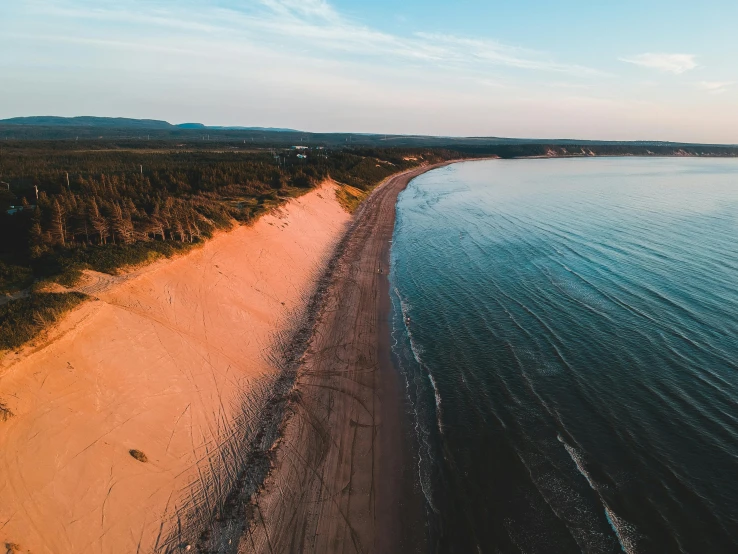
[0,142,454,350]
[335,184,368,213]
[3,134,733,352]
[31,241,198,287]
[0,144,449,292]
[0,260,33,294]
[0,292,87,351]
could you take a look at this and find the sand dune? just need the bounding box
[0,182,349,554]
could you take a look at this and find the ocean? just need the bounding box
[389,158,738,553]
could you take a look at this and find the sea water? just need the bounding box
[389,158,738,553]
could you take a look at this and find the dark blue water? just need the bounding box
[389,158,738,554]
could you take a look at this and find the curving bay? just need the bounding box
[390,158,738,553]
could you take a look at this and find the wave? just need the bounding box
[395,286,444,437]
[558,435,641,554]
[426,371,444,436]
[558,435,598,491]
[605,507,642,554]
[390,285,440,514]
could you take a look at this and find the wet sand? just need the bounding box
[241,163,456,554]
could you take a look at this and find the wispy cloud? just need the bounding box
[415,34,607,76]
[6,32,199,55]
[257,0,341,22]
[697,81,733,94]
[25,0,604,77]
[619,53,697,74]
[5,0,737,141]
[24,1,221,32]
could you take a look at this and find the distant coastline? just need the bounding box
[1,115,737,154]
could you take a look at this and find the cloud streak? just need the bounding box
[698,81,732,94]
[416,33,607,76]
[25,0,604,77]
[249,0,606,75]
[619,53,697,74]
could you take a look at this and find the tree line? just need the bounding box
[0,145,449,291]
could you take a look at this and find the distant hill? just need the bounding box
[205,126,300,132]
[0,115,736,151]
[0,116,298,133]
[0,116,177,129]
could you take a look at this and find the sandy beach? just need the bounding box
[239,163,454,554]
[0,162,452,554]
[0,182,350,553]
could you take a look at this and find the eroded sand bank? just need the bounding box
[0,183,350,554]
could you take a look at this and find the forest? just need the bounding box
[0,144,453,293]
[0,142,456,348]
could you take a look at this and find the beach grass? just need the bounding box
[0,262,34,295]
[336,184,369,213]
[30,241,199,287]
[0,292,87,351]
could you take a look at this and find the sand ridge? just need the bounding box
[0,182,350,554]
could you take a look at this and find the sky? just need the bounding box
[1,0,737,142]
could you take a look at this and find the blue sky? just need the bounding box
[1,0,736,142]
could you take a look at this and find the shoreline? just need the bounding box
[0,160,460,553]
[238,161,458,553]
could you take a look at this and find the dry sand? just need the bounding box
[0,182,350,554]
[240,163,455,554]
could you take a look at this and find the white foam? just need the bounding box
[558,435,641,553]
[427,371,444,436]
[394,287,426,362]
[389,287,440,514]
[558,434,597,491]
[393,286,443,435]
[605,506,641,554]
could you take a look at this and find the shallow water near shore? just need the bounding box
[389,158,738,553]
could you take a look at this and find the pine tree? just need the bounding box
[173,215,186,242]
[89,198,108,244]
[49,199,66,245]
[29,207,44,256]
[72,199,90,244]
[111,203,133,244]
[149,202,166,240]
